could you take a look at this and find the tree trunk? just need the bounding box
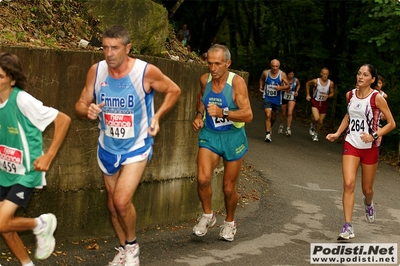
[168,0,185,19]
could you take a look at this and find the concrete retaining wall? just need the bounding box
[0,46,248,243]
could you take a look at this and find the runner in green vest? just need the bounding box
[0,52,70,266]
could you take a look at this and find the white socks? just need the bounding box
[33,217,43,233]
[202,212,213,218]
[224,220,235,226]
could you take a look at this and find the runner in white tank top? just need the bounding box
[326,64,395,241]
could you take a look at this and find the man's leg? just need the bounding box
[197,148,221,214]
[218,158,242,242]
[2,232,32,265]
[0,200,36,265]
[310,107,321,139]
[316,113,326,135]
[193,148,220,236]
[279,104,287,133]
[103,160,147,245]
[270,111,277,128]
[264,108,273,132]
[311,107,320,126]
[222,158,242,222]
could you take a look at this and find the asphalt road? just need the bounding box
[2,98,399,266]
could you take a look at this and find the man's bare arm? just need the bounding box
[228,75,253,123]
[305,78,316,100]
[279,72,291,91]
[328,81,335,98]
[75,64,98,119]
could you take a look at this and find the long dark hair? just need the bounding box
[362,64,378,89]
[0,52,28,90]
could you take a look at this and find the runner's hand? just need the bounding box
[88,102,105,120]
[192,117,204,131]
[148,118,160,136]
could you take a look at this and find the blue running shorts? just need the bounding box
[262,98,281,113]
[97,142,153,176]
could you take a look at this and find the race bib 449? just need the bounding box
[104,113,135,139]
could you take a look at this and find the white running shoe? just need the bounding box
[285,128,291,136]
[337,223,355,240]
[125,243,140,266]
[278,125,283,134]
[265,133,272,142]
[34,213,57,260]
[309,123,315,136]
[193,213,216,236]
[363,197,376,223]
[219,221,237,242]
[312,134,318,142]
[108,246,126,266]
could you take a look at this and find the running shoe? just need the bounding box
[193,213,216,236]
[265,133,272,142]
[219,221,237,242]
[285,128,291,136]
[309,123,315,136]
[364,197,376,223]
[337,223,355,240]
[125,243,140,266]
[278,125,283,134]
[108,247,126,266]
[34,213,57,260]
[312,134,318,142]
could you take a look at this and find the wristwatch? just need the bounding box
[222,107,229,118]
[195,111,203,117]
[372,132,379,140]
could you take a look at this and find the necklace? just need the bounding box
[356,88,372,98]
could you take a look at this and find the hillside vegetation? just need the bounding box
[0,0,203,63]
[0,0,102,50]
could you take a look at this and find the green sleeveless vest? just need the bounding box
[0,88,43,187]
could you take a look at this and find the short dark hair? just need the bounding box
[102,25,131,46]
[286,68,295,75]
[0,52,28,90]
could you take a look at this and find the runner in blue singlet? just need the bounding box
[278,68,301,136]
[75,25,181,266]
[259,59,290,142]
[191,44,253,242]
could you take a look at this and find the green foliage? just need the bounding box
[162,0,400,152]
[347,0,400,150]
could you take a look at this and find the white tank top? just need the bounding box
[345,89,381,148]
[313,78,330,101]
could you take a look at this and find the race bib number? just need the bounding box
[0,145,26,175]
[349,118,365,132]
[315,91,327,101]
[104,113,134,139]
[283,91,295,101]
[266,85,278,97]
[213,117,234,128]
